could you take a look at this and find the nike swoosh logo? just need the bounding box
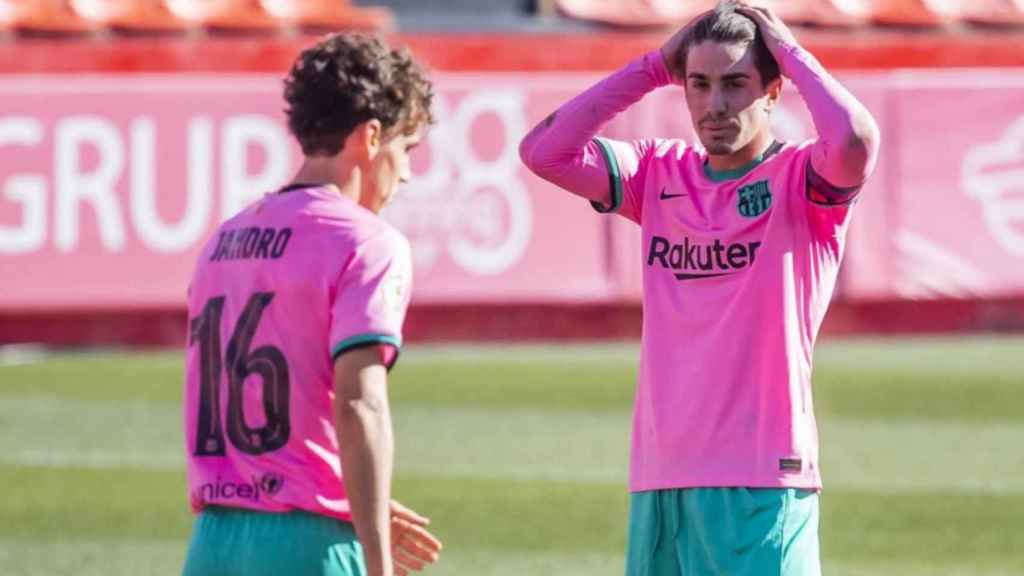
[659,187,687,200]
[674,272,731,280]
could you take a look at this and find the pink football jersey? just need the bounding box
[521,50,867,493]
[604,138,850,492]
[183,184,413,521]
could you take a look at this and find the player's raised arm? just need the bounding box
[518,17,703,209]
[736,3,880,198]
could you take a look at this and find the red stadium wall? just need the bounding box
[2,31,1024,344]
[4,30,1024,73]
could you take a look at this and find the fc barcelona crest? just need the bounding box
[737,180,772,218]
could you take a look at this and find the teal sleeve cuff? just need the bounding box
[590,137,623,214]
[331,333,402,370]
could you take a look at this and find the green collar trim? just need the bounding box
[703,141,783,182]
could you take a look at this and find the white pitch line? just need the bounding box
[2,397,1023,496]
[0,345,50,367]
[5,444,1023,496]
[399,342,640,364]
[4,449,182,470]
[3,336,1020,370]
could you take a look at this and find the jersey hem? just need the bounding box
[628,476,822,494]
[194,501,354,523]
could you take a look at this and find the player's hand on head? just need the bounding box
[659,8,713,82]
[734,2,800,59]
[390,500,442,574]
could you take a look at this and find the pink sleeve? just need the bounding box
[328,229,412,370]
[519,51,671,222]
[776,43,881,198]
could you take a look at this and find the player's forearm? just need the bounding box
[778,44,880,187]
[337,385,394,576]
[518,51,670,199]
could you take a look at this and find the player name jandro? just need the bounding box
[209,226,293,262]
[647,234,762,279]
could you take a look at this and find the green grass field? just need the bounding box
[1,337,1022,575]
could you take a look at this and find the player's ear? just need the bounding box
[764,77,783,112]
[362,119,383,159]
[348,119,384,162]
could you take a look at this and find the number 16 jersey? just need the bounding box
[183,184,413,522]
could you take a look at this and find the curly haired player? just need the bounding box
[182,33,440,576]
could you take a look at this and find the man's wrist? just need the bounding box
[363,548,393,576]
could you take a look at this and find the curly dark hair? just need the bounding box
[283,33,434,157]
[677,1,781,88]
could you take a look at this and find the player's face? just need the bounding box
[684,40,780,158]
[362,127,423,214]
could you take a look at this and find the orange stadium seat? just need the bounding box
[760,0,870,27]
[0,0,94,32]
[70,0,186,30]
[258,0,393,30]
[960,0,1024,25]
[164,0,277,29]
[555,0,873,27]
[867,0,962,26]
[555,0,717,27]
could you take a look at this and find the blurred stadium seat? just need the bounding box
[355,0,536,31]
[960,0,1024,25]
[11,0,1010,35]
[260,0,392,30]
[867,0,962,26]
[765,0,870,27]
[554,0,715,27]
[28,0,395,32]
[554,0,872,28]
[0,0,94,32]
[70,0,186,30]
[548,0,1021,28]
[164,0,277,29]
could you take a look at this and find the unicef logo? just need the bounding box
[194,474,285,502]
[261,473,284,496]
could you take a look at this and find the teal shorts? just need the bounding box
[626,488,820,576]
[181,506,366,576]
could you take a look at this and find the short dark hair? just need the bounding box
[677,1,781,87]
[284,33,434,157]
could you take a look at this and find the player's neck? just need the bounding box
[706,132,775,172]
[289,157,360,204]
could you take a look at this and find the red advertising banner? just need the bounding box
[2,69,1023,310]
[0,76,291,309]
[384,74,612,304]
[884,71,1024,300]
[0,74,612,309]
